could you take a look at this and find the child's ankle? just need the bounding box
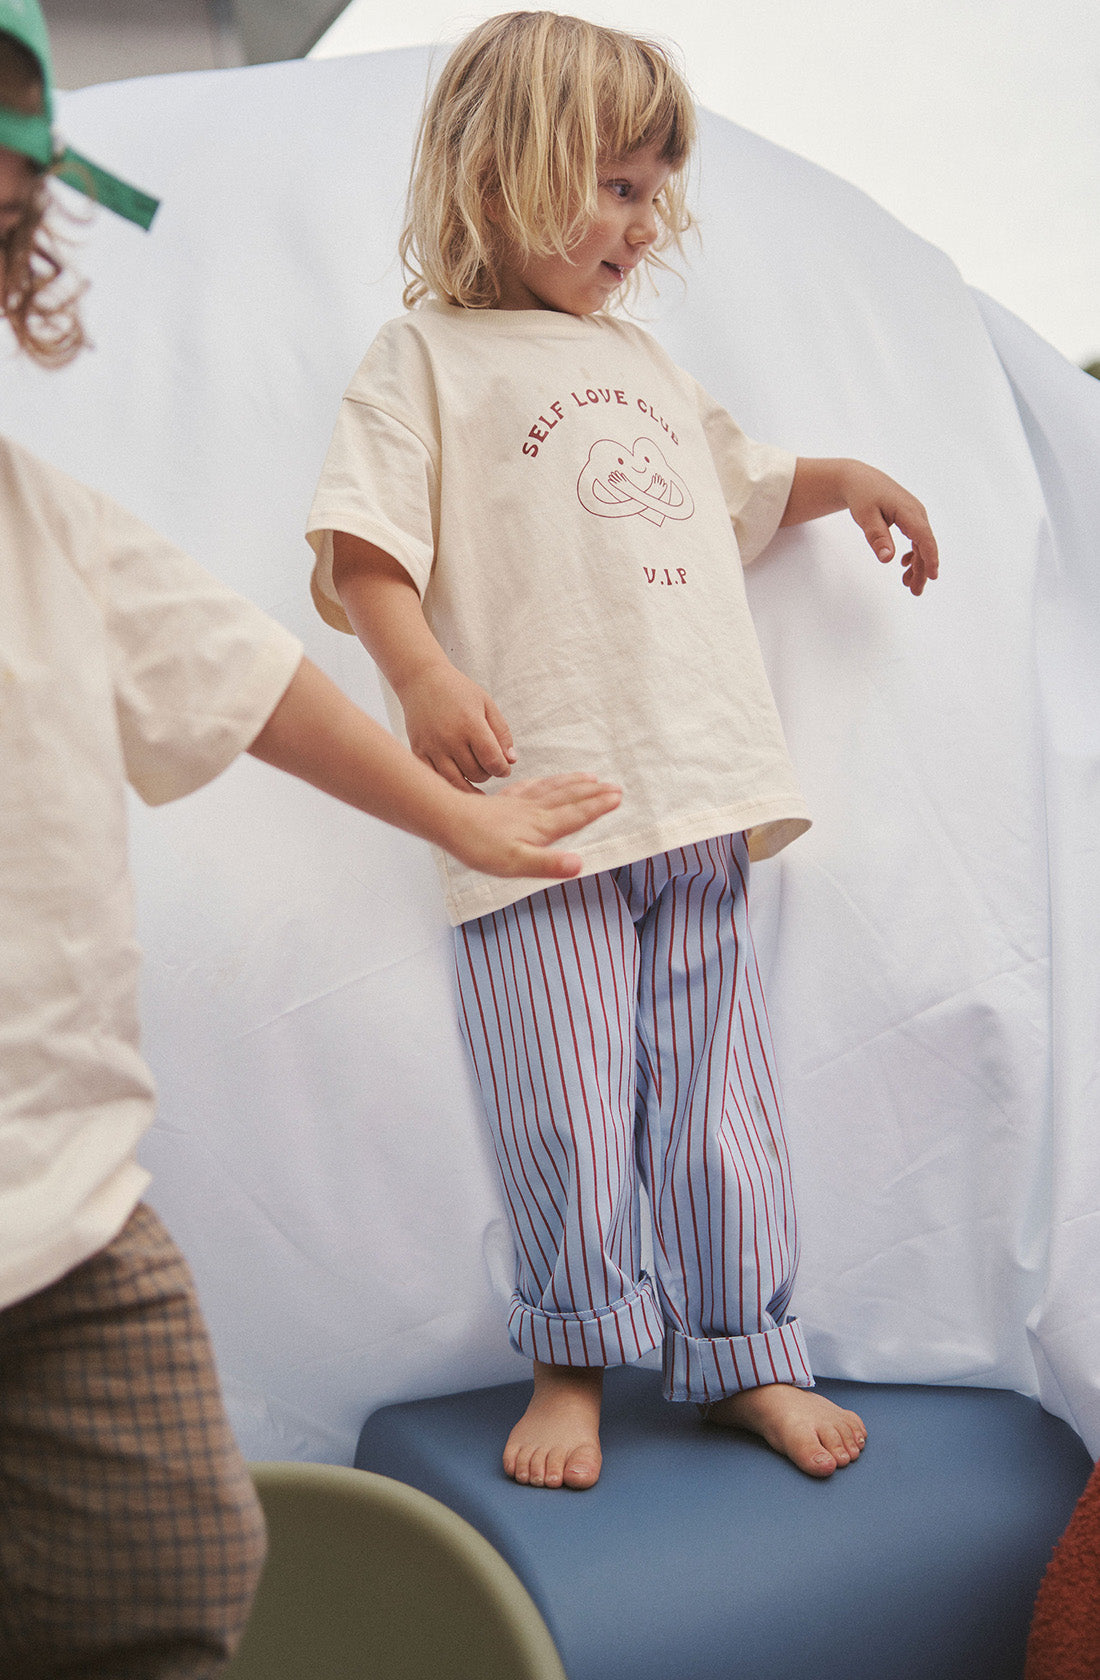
[532,1359,604,1391]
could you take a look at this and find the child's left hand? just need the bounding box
[781,458,939,597]
[842,462,939,597]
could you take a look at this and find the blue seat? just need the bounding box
[356,1367,1091,1680]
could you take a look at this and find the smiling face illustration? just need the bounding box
[577,437,694,527]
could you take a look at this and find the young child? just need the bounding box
[308,10,939,1492]
[0,8,619,1674]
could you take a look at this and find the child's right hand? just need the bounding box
[400,662,517,789]
[442,774,622,880]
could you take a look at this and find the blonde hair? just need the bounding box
[0,33,87,367]
[400,10,696,310]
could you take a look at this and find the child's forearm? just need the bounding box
[780,457,939,597]
[331,529,516,788]
[247,655,619,877]
[332,533,448,700]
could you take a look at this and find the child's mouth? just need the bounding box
[602,262,626,280]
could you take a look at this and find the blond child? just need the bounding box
[0,7,619,1672]
[308,10,939,1492]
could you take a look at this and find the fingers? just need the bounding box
[521,847,584,880]
[404,670,515,785]
[502,773,621,810]
[855,495,939,596]
[484,696,518,771]
[540,787,622,836]
[858,514,895,565]
[459,778,620,880]
[510,787,620,877]
[892,500,939,595]
[415,716,515,788]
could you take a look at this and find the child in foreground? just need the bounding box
[0,8,618,1673]
[308,10,939,1491]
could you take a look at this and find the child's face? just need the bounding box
[497,143,672,316]
[0,143,36,239]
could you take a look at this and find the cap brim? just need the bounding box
[54,147,159,230]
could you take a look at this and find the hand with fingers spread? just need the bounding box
[399,658,516,789]
[444,773,621,879]
[780,456,940,596]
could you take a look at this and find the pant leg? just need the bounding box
[0,1202,266,1680]
[456,873,665,1367]
[623,835,814,1403]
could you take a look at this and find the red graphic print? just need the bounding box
[576,437,694,527]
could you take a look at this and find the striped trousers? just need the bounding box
[455,834,812,1404]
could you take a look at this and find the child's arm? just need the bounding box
[332,532,515,790]
[780,459,939,597]
[247,654,620,880]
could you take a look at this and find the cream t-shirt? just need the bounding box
[0,437,303,1311]
[308,303,809,924]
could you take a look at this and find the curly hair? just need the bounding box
[0,33,87,366]
[400,11,696,311]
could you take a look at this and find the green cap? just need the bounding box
[0,0,159,229]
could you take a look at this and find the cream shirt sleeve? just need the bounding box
[79,489,303,806]
[306,398,440,634]
[691,380,797,565]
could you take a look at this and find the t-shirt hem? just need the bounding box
[0,1156,150,1312]
[444,799,811,926]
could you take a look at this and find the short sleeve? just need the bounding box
[693,382,796,565]
[306,398,440,634]
[86,493,303,806]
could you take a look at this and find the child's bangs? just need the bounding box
[595,37,695,172]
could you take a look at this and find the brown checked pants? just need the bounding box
[0,1203,266,1678]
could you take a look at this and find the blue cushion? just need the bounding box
[356,1368,1092,1680]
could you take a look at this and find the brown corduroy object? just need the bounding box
[1026,1456,1100,1679]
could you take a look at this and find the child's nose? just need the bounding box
[628,204,658,246]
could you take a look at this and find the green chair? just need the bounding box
[224,1461,567,1680]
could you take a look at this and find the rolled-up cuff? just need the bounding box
[662,1315,814,1403]
[508,1276,665,1368]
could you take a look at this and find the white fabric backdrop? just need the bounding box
[2,49,1097,1464]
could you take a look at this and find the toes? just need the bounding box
[526,1448,549,1488]
[542,1448,566,1490]
[787,1427,838,1477]
[562,1447,602,1490]
[818,1424,851,1466]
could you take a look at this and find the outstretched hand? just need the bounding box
[843,463,939,596]
[445,774,622,880]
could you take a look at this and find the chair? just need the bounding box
[224,1460,567,1680]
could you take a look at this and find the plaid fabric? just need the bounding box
[0,1202,265,1679]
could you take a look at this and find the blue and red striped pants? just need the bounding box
[455,834,813,1403]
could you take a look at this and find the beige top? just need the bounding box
[0,437,303,1311]
[308,303,809,924]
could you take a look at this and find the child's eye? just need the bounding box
[603,180,631,199]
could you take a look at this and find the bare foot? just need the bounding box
[703,1383,867,1478]
[503,1362,604,1490]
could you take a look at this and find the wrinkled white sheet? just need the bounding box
[2,49,1097,1464]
